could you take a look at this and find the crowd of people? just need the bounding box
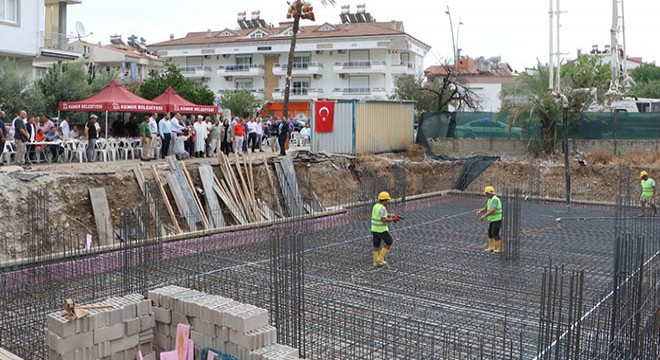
[0,109,311,165]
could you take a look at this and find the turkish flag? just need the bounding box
[315,101,335,133]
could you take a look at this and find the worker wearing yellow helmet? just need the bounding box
[476,186,503,253]
[370,191,400,267]
[640,171,657,216]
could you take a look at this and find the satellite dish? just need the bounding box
[75,21,86,38]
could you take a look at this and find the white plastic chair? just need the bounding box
[106,140,119,161]
[95,141,109,162]
[290,131,301,147]
[2,141,16,164]
[153,137,162,160]
[70,141,87,163]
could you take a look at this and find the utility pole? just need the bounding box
[445,6,457,68]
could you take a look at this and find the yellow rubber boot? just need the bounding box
[376,247,390,266]
[484,238,495,252]
[373,250,380,267]
[494,240,504,253]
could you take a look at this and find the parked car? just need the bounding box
[455,120,523,139]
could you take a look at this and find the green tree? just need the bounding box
[38,61,93,115]
[220,91,259,117]
[138,63,215,105]
[631,63,660,98]
[500,65,562,155]
[392,67,479,112]
[0,59,47,117]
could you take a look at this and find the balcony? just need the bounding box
[332,87,388,99]
[217,64,265,77]
[390,62,417,75]
[272,88,324,100]
[272,62,324,76]
[38,32,81,60]
[180,66,213,79]
[219,89,265,100]
[333,60,387,74]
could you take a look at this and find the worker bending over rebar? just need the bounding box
[477,186,503,254]
[371,191,400,267]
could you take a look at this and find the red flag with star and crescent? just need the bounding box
[315,101,335,133]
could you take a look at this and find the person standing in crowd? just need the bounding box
[59,115,70,140]
[112,115,125,137]
[84,114,98,162]
[371,191,399,267]
[233,117,245,155]
[639,171,657,216]
[210,118,221,157]
[0,110,6,163]
[220,118,233,155]
[139,115,153,161]
[242,117,249,153]
[13,111,29,165]
[277,118,290,156]
[255,117,264,152]
[285,117,294,150]
[159,113,172,158]
[42,115,54,133]
[269,118,280,153]
[477,186,504,253]
[204,116,213,157]
[148,113,159,156]
[193,115,208,158]
[126,116,139,137]
[26,116,37,161]
[246,117,257,152]
[299,122,311,146]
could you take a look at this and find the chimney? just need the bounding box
[207,29,212,38]
[170,34,174,40]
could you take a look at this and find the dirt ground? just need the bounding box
[0,145,655,260]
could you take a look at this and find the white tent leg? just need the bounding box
[105,111,108,139]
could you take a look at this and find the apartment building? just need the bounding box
[150,10,430,105]
[0,0,80,78]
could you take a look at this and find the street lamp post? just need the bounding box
[456,19,463,61]
[445,6,457,67]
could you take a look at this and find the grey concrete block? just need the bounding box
[171,312,190,326]
[122,302,137,321]
[153,333,171,350]
[50,331,93,355]
[93,322,124,344]
[137,299,152,317]
[153,307,171,324]
[110,333,139,353]
[124,317,141,335]
[155,322,171,337]
[215,325,230,342]
[98,341,111,358]
[139,329,154,344]
[140,314,156,331]
[47,313,76,338]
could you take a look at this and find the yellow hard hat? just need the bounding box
[640,171,648,178]
[484,186,495,194]
[378,191,391,201]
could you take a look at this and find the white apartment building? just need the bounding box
[0,0,80,78]
[150,13,430,103]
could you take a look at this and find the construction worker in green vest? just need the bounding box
[476,186,503,253]
[371,191,400,267]
[640,171,657,216]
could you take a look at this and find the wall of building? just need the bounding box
[468,83,503,112]
[0,0,44,58]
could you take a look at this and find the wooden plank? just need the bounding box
[165,156,206,230]
[219,152,250,222]
[263,157,284,216]
[134,166,166,237]
[89,188,114,246]
[180,161,209,229]
[199,165,225,228]
[274,159,305,217]
[0,347,24,360]
[151,165,181,234]
[234,152,258,221]
[168,174,197,232]
[213,182,248,225]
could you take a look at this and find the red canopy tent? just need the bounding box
[58,80,166,138]
[151,86,218,114]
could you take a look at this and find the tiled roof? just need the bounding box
[103,45,161,61]
[149,21,418,47]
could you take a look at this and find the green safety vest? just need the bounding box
[641,178,655,197]
[487,196,503,222]
[371,203,388,233]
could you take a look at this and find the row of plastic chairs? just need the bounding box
[1,138,151,164]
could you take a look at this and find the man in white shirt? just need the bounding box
[148,113,159,158]
[299,123,311,146]
[247,118,258,152]
[59,115,71,140]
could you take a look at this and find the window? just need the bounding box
[292,78,310,95]
[348,76,369,93]
[249,30,267,39]
[235,79,253,91]
[292,54,311,69]
[0,0,17,23]
[236,55,252,71]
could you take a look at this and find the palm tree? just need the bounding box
[282,0,335,119]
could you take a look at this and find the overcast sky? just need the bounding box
[68,0,659,72]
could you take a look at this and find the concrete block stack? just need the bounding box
[45,294,155,360]
[148,285,299,360]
